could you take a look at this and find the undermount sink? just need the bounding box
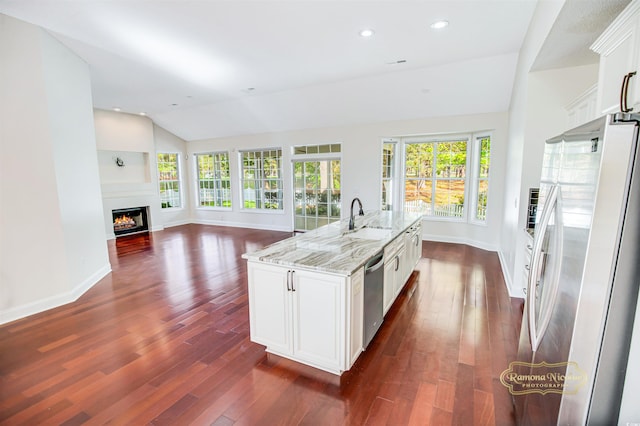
[347,227,392,240]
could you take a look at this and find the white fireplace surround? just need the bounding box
[102,192,163,240]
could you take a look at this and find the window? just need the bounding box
[472,136,491,222]
[293,160,341,231]
[404,138,468,219]
[293,143,341,155]
[292,144,341,231]
[157,153,181,208]
[241,149,283,210]
[381,141,396,210]
[196,152,231,208]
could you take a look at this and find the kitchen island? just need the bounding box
[242,211,422,375]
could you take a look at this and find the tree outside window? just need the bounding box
[157,153,181,208]
[404,140,468,218]
[474,136,491,222]
[197,152,231,208]
[241,149,283,210]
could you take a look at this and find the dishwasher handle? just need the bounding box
[365,252,384,274]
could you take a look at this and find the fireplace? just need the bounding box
[112,207,149,237]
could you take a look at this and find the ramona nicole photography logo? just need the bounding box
[500,361,587,395]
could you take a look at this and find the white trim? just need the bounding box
[421,233,496,252]
[150,224,164,233]
[191,218,291,232]
[421,234,519,299]
[402,135,472,221]
[591,0,640,53]
[238,147,284,212]
[194,151,233,209]
[498,250,523,298]
[0,263,112,325]
[156,152,184,210]
[469,133,492,225]
[196,206,233,211]
[238,208,286,214]
[162,219,192,228]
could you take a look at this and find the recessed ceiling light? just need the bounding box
[430,20,449,30]
[113,107,121,112]
[139,112,147,116]
[359,29,375,38]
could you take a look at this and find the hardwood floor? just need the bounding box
[0,224,524,425]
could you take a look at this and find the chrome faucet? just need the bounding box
[348,197,365,230]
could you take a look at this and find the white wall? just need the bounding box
[500,0,566,295]
[188,111,509,250]
[0,14,110,324]
[500,0,601,297]
[94,109,164,238]
[507,65,599,297]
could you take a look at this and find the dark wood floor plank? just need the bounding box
[0,226,522,425]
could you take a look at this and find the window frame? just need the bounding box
[195,151,232,210]
[291,145,342,231]
[381,140,398,211]
[469,134,491,225]
[156,152,182,210]
[402,134,471,222]
[239,148,284,212]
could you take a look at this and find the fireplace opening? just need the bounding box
[112,207,149,237]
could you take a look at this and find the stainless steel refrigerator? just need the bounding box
[513,113,640,425]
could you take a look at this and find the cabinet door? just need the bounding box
[348,267,364,367]
[247,262,291,355]
[412,228,422,266]
[594,13,639,114]
[383,255,396,315]
[291,270,344,370]
[411,231,422,270]
[394,246,407,297]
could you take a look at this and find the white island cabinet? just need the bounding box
[247,262,362,374]
[243,211,422,375]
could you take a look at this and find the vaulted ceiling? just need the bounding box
[0,0,628,141]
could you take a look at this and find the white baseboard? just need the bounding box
[191,218,291,232]
[0,263,112,326]
[420,233,518,299]
[421,233,498,252]
[498,250,523,298]
[162,219,191,229]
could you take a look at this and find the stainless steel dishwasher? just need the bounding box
[363,251,384,349]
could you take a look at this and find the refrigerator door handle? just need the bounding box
[527,184,562,351]
[535,205,564,351]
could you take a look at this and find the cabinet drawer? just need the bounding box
[384,236,402,259]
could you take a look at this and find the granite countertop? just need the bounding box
[241,211,422,276]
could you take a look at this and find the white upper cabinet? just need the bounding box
[566,85,598,128]
[592,0,640,115]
